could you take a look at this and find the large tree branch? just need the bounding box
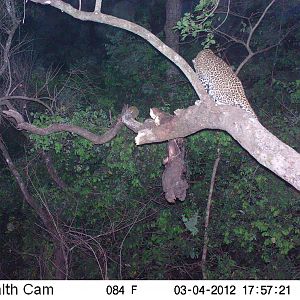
[134,103,300,191]
[246,0,276,47]
[27,1,300,192]
[3,109,125,145]
[29,0,209,102]
[6,102,300,191]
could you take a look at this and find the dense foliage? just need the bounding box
[0,0,299,279]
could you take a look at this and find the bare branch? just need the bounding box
[29,0,208,102]
[133,102,300,192]
[0,137,41,214]
[235,22,298,75]
[119,201,149,279]
[246,0,276,47]
[41,151,68,190]
[201,149,221,280]
[215,29,247,48]
[0,135,69,279]
[0,96,53,113]
[94,0,102,13]
[3,109,125,145]
[28,0,300,192]
[235,52,253,75]
[212,0,230,32]
[214,0,291,74]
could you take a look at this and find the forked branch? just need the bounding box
[215,0,295,74]
[29,0,209,103]
[3,109,125,145]
[26,0,300,192]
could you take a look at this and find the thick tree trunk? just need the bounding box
[164,0,181,53]
[164,0,182,78]
[54,241,68,279]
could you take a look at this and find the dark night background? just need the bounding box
[0,0,299,279]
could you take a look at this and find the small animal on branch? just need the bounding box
[193,49,257,118]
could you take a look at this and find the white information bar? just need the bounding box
[0,280,298,299]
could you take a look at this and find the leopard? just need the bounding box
[192,49,257,118]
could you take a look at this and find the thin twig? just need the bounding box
[201,149,221,280]
[0,95,53,113]
[214,0,291,75]
[119,201,149,279]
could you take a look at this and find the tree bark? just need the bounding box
[201,149,221,280]
[28,0,300,191]
[135,102,300,191]
[41,151,68,190]
[164,0,182,78]
[53,241,68,279]
[29,0,209,102]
